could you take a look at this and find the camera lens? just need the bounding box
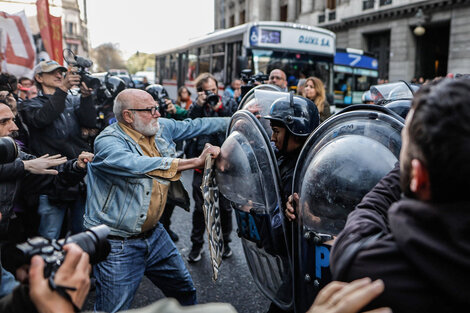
[61,225,111,264]
[205,91,219,107]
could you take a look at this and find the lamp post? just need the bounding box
[413,8,427,36]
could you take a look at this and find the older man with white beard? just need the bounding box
[84,89,229,313]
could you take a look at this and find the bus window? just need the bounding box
[199,46,211,75]
[170,54,178,81]
[212,43,225,83]
[188,49,198,81]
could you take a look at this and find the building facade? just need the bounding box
[215,0,470,81]
[1,0,90,58]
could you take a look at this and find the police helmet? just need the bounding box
[145,84,168,101]
[264,94,320,136]
[97,75,126,102]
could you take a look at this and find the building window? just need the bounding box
[229,15,235,27]
[67,22,76,35]
[239,10,245,24]
[66,43,78,54]
[363,0,375,10]
[379,0,392,6]
[318,14,326,23]
[328,11,336,20]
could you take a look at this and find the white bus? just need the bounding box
[154,21,336,99]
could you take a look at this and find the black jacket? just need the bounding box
[185,95,237,158]
[331,164,470,312]
[0,151,86,238]
[19,88,96,159]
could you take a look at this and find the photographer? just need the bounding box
[0,241,91,313]
[19,60,97,240]
[186,73,237,262]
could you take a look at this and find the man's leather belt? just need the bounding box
[108,228,155,241]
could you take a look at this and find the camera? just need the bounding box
[63,48,101,90]
[16,225,111,278]
[204,90,220,107]
[0,137,18,164]
[240,69,269,99]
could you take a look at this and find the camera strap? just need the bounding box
[48,274,80,312]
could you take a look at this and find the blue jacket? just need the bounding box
[84,117,229,237]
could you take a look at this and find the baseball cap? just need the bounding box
[34,60,67,75]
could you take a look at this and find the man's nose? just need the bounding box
[153,110,161,118]
[10,121,19,132]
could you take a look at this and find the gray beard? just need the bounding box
[132,116,159,137]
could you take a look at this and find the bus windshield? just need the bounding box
[249,49,333,92]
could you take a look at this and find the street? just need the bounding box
[83,170,271,313]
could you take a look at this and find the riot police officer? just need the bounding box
[264,94,320,200]
[263,94,319,313]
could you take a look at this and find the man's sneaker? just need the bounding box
[222,244,233,259]
[166,228,179,242]
[187,246,203,263]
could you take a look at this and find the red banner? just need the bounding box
[50,15,63,64]
[0,11,36,78]
[36,0,63,64]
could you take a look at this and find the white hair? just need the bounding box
[113,94,128,123]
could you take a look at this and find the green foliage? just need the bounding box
[91,43,126,72]
[127,52,156,74]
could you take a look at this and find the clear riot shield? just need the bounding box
[215,108,293,310]
[370,81,415,105]
[292,105,404,313]
[237,84,282,111]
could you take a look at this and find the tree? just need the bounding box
[127,52,155,74]
[91,43,127,72]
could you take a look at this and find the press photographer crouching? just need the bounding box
[0,223,110,313]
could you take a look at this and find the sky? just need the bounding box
[86,0,215,59]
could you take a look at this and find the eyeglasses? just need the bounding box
[269,75,284,81]
[128,105,159,115]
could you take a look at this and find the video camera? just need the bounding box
[0,137,18,164]
[63,48,101,90]
[240,69,269,99]
[16,225,110,278]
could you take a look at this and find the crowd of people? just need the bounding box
[0,59,469,313]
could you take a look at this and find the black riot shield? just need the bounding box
[214,109,294,310]
[292,105,404,313]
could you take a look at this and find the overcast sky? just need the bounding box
[86,0,215,59]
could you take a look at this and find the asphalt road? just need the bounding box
[84,170,270,313]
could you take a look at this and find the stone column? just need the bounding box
[448,7,470,74]
[271,0,280,21]
[287,0,296,21]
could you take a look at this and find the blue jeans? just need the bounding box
[93,223,196,313]
[38,195,85,239]
[0,266,19,298]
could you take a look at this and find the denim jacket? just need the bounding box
[84,117,229,237]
